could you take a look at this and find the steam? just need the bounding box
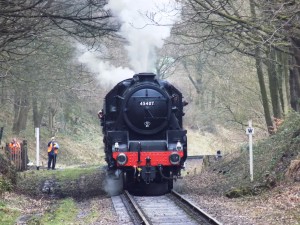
[106,0,180,72]
[77,45,134,84]
[77,0,180,84]
[103,172,123,196]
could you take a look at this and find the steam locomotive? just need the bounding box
[98,73,187,192]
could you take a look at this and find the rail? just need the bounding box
[171,190,223,225]
[187,155,204,159]
[123,190,151,225]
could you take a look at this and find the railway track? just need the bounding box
[112,190,222,225]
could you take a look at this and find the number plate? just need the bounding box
[140,101,155,106]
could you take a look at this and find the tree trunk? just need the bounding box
[276,50,290,115]
[289,38,300,112]
[255,47,273,133]
[48,106,57,132]
[249,0,273,133]
[12,89,30,134]
[0,77,7,105]
[32,97,47,128]
[183,61,201,94]
[284,53,291,111]
[12,90,21,134]
[267,47,282,118]
[19,96,29,131]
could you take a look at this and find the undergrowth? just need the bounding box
[198,111,300,197]
[0,154,16,196]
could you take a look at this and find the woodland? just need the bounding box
[1,0,300,140]
[0,1,300,224]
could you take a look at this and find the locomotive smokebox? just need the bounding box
[133,72,156,82]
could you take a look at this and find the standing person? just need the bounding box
[47,137,59,170]
[8,138,21,169]
[9,138,21,155]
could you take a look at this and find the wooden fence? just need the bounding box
[5,140,28,171]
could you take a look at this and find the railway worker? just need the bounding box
[8,138,21,155]
[47,137,59,170]
[8,138,21,167]
[8,137,21,159]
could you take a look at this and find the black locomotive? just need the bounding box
[98,73,187,191]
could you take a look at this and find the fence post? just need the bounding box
[18,145,21,171]
[5,143,10,161]
[21,140,28,171]
[0,127,3,145]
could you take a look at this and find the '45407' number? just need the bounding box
[140,101,155,106]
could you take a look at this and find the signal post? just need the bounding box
[246,120,254,182]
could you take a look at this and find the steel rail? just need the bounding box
[187,155,204,159]
[171,190,223,225]
[123,190,151,225]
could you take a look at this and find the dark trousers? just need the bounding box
[48,153,57,169]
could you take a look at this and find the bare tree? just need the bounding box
[0,0,119,62]
[169,0,300,133]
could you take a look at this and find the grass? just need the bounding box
[19,166,101,181]
[40,198,78,225]
[0,200,20,225]
[0,193,41,225]
[251,112,300,181]
[46,166,101,181]
[197,111,300,196]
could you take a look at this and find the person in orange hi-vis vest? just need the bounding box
[9,138,21,154]
[8,138,21,168]
[47,137,59,170]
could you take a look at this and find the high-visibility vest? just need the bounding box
[9,142,21,154]
[48,142,59,154]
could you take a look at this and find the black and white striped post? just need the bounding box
[246,120,254,182]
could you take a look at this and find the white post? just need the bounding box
[246,120,254,182]
[35,128,40,170]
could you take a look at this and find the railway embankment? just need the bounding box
[16,166,107,199]
[0,165,116,224]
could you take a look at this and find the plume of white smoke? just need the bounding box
[77,45,134,84]
[106,0,181,73]
[77,0,180,84]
